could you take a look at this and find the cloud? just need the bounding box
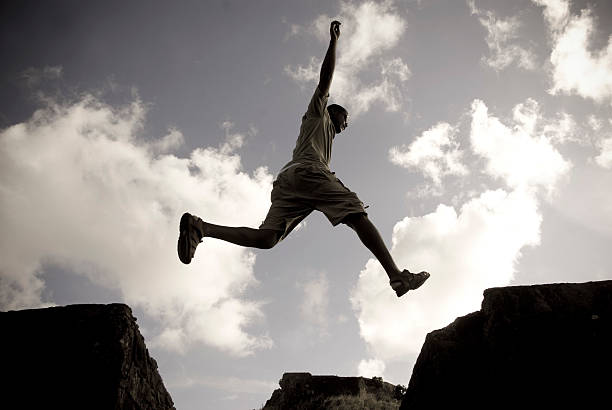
[333,1,405,68]
[532,0,570,31]
[351,188,542,361]
[151,128,185,153]
[285,0,409,116]
[470,98,572,195]
[358,358,386,378]
[390,98,573,196]
[594,137,612,169]
[285,56,320,85]
[587,115,603,132]
[585,116,612,168]
[0,94,275,357]
[468,0,536,71]
[533,0,612,103]
[353,97,572,370]
[381,58,411,82]
[282,16,304,41]
[541,111,578,145]
[389,122,468,187]
[298,272,330,336]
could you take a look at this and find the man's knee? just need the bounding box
[258,229,281,249]
[342,212,368,230]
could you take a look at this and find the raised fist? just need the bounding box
[330,20,341,41]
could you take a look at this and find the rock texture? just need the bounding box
[1,303,174,410]
[401,280,612,409]
[263,372,404,409]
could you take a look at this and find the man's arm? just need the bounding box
[318,21,341,96]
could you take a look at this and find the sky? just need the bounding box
[1,0,611,408]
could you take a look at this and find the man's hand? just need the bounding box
[330,21,341,42]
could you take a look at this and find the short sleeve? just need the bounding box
[304,86,329,119]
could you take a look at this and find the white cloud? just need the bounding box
[351,188,541,360]
[358,358,386,378]
[151,127,184,153]
[470,98,572,195]
[284,56,320,85]
[152,327,188,354]
[382,58,411,82]
[587,114,603,132]
[350,75,405,114]
[298,272,330,335]
[589,116,612,169]
[532,0,570,32]
[335,1,406,68]
[285,0,409,116]
[354,97,572,366]
[389,122,468,187]
[533,0,612,103]
[0,94,275,357]
[542,112,578,144]
[469,0,536,71]
[595,137,612,169]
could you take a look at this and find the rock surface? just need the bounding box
[263,372,404,409]
[401,280,612,409]
[1,303,174,410]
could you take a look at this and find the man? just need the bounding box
[178,21,429,297]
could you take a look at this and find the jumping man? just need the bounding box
[178,21,429,297]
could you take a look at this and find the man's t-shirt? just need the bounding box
[280,86,336,173]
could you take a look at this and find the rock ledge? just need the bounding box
[263,372,403,409]
[1,303,175,410]
[401,280,612,409]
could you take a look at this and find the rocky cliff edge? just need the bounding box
[401,280,612,409]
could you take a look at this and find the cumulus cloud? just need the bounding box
[533,0,570,31]
[470,98,572,195]
[151,127,185,153]
[0,94,275,357]
[353,97,572,370]
[585,116,612,168]
[389,122,468,187]
[285,0,409,116]
[298,272,330,336]
[469,0,536,71]
[285,56,320,85]
[587,114,603,132]
[358,358,386,378]
[351,189,541,361]
[594,137,612,169]
[542,111,578,145]
[533,0,612,103]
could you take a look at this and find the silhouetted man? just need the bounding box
[178,21,429,297]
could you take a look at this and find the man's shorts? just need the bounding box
[259,164,368,241]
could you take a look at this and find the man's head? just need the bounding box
[328,104,349,133]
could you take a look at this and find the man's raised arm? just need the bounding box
[318,21,341,96]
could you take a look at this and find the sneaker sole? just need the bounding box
[178,213,193,264]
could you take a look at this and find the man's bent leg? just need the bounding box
[344,213,430,296]
[203,222,281,249]
[343,213,401,279]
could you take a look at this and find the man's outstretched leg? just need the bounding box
[344,213,429,297]
[178,213,281,264]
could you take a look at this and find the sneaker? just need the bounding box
[177,212,204,264]
[390,270,430,297]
